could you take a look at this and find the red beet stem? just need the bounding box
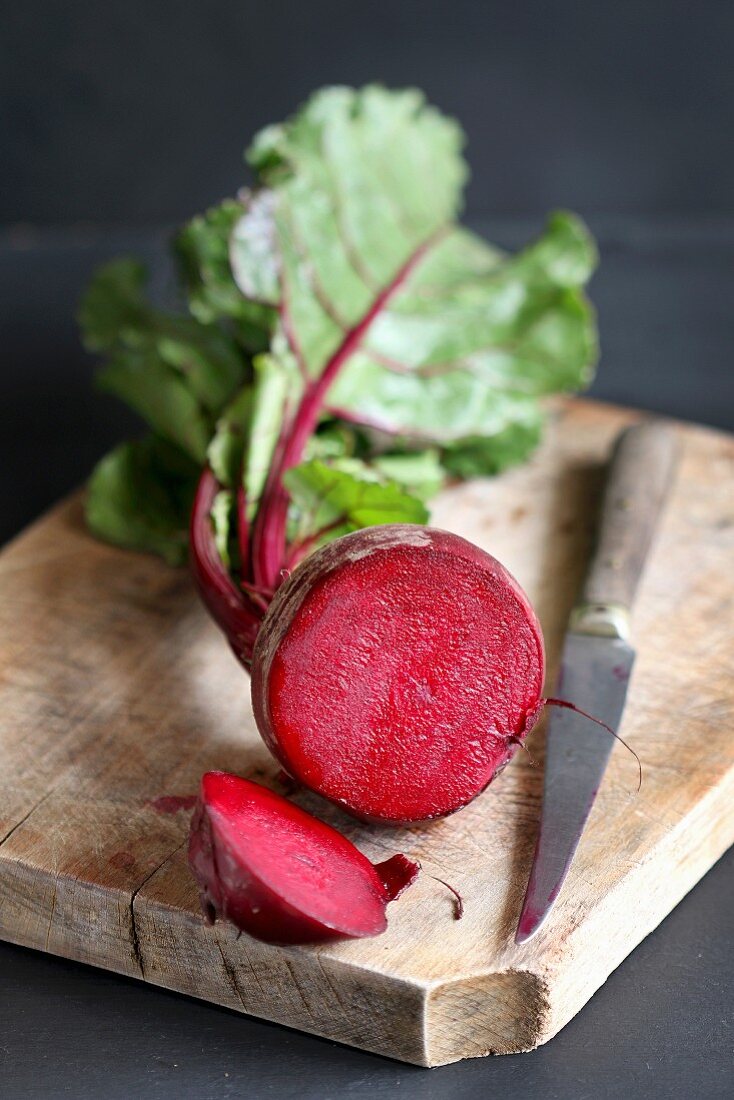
[189,468,263,666]
[429,875,464,920]
[250,232,442,591]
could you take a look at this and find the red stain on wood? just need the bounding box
[108,851,136,871]
[147,794,197,815]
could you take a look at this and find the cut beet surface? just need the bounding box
[188,771,419,944]
[252,525,545,824]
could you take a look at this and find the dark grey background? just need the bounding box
[3,0,734,224]
[1,2,732,1097]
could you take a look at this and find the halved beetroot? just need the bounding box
[188,771,419,944]
[251,525,545,824]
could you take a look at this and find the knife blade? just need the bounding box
[515,421,678,945]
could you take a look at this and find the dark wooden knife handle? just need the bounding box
[578,421,679,625]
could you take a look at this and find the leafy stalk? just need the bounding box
[249,230,441,589]
[79,84,598,665]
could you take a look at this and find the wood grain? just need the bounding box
[0,398,732,1067]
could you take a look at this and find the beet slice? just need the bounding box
[251,525,545,824]
[188,771,419,944]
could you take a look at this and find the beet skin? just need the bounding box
[251,525,545,824]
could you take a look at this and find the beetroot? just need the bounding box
[251,525,545,824]
[188,771,419,944]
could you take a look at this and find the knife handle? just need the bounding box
[572,421,679,640]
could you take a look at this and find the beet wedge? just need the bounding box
[252,525,545,824]
[188,771,419,944]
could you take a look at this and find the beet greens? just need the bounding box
[80,85,597,660]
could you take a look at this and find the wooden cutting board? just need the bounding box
[1,398,732,1067]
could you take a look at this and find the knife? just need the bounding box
[515,421,678,944]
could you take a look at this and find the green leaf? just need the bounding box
[174,200,275,350]
[80,85,599,570]
[207,385,254,487]
[81,258,248,463]
[229,191,281,307]
[245,354,299,517]
[232,86,465,381]
[85,437,199,565]
[371,449,445,501]
[78,258,150,352]
[284,456,428,547]
[441,406,545,478]
[210,489,235,568]
[324,215,597,440]
[97,349,214,464]
[302,428,444,503]
[206,354,299,518]
[153,328,244,413]
[303,422,358,462]
[230,85,597,456]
